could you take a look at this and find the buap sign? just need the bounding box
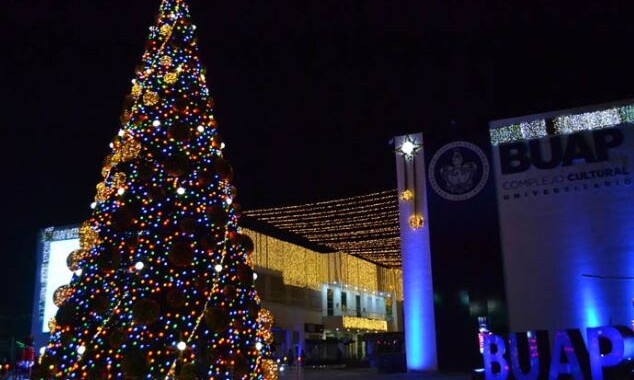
[483,326,634,380]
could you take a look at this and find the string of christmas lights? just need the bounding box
[490,103,634,146]
[246,190,402,268]
[246,227,404,300]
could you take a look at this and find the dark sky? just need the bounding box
[2,0,634,333]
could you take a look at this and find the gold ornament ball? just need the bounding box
[48,317,57,332]
[112,172,128,189]
[258,308,275,345]
[66,249,87,271]
[164,72,179,85]
[143,91,159,106]
[261,359,278,380]
[160,55,173,67]
[111,150,123,166]
[258,309,274,329]
[53,285,73,307]
[101,165,111,179]
[95,182,112,203]
[121,138,142,162]
[131,82,142,99]
[408,214,424,230]
[400,189,414,201]
[159,24,173,36]
[79,221,99,249]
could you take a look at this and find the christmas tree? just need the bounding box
[39,0,271,378]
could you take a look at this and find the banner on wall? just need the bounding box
[31,226,80,351]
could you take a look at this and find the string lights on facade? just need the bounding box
[490,103,634,146]
[244,228,404,299]
[246,190,403,267]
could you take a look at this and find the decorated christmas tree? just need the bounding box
[39,0,272,378]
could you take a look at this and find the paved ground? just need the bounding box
[279,367,470,380]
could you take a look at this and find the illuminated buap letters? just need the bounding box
[483,326,634,380]
[499,128,624,175]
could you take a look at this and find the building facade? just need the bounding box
[395,99,634,374]
[245,227,403,364]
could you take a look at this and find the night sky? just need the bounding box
[2,0,634,335]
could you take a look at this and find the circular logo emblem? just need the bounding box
[428,141,489,201]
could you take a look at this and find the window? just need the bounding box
[327,289,334,316]
[341,292,348,313]
[270,275,285,301]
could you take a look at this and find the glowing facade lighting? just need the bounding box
[342,316,388,331]
[245,190,402,267]
[490,103,634,145]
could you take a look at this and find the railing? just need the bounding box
[339,309,386,321]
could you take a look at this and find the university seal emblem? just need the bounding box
[428,141,489,201]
